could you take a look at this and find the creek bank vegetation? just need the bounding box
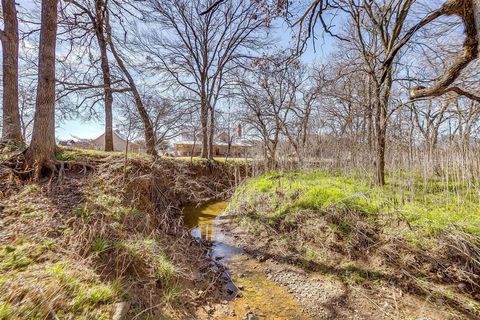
[226,170,480,319]
[0,148,241,319]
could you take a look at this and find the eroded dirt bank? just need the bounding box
[0,149,244,319]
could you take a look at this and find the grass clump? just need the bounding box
[0,240,55,271]
[116,237,177,284]
[91,238,110,254]
[0,301,13,320]
[0,260,122,320]
[75,184,139,221]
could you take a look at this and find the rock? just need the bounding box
[205,305,215,314]
[242,311,258,320]
[112,301,130,320]
[257,255,267,262]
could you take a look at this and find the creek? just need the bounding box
[183,201,308,320]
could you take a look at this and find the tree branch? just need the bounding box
[200,0,227,15]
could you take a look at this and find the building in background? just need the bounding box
[59,131,144,153]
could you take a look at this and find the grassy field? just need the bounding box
[230,170,480,236]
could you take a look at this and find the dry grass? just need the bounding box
[0,148,239,319]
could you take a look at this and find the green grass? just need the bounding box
[0,301,13,320]
[0,260,122,319]
[74,181,139,221]
[91,238,110,254]
[230,170,480,236]
[116,237,176,284]
[0,240,55,271]
[45,262,122,315]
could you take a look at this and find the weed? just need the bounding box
[162,285,180,305]
[19,184,40,196]
[230,170,480,236]
[155,253,176,283]
[91,238,110,253]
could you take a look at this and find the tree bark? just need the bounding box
[1,0,22,144]
[95,0,114,151]
[25,0,58,178]
[374,110,386,186]
[207,104,215,159]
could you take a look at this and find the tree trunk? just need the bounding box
[374,74,391,186]
[0,0,22,144]
[200,95,209,158]
[95,0,114,151]
[107,29,158,157]
[25,0,58,178]
[207,104,214,159]
[375,119,386,186]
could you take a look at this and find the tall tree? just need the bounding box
[26,0,59,178]
[94,0,114,151]
[141,0,266,159]
[0,0,22,143]
[65,0,115,151]
[105,10,158,156]
[292,0,480,102]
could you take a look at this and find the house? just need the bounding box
[173,140,252,157]
[173,124,252,157]
[61,131,144,153]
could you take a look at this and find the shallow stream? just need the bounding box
[183,201,308,319]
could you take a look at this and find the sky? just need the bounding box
[54,19,336,140]
[6,0,336,141]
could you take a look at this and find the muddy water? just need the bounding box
[183,201,309,320]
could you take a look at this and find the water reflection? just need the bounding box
[183,201,228,241]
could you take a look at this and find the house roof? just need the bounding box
[91,131,142,147]
[173,140,252,147]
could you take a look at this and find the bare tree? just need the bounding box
[63,0,116,151]
[239,54,306,168]
[139,0,266,159]
[104,9,158,156]
[292,0,480,103]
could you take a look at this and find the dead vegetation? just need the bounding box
[0,148,239,319]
